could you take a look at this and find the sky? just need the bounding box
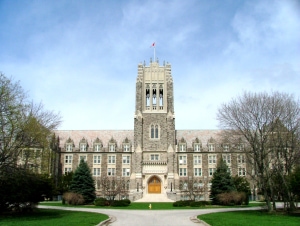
[0,0,299,130]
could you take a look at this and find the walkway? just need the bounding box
[38,205,262,226]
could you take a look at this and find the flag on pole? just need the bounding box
[150,42,156,61]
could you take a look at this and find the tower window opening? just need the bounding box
[152,89,156,106]
[151,125,155,138]
[146,89,150,107]
[159,89,163,107]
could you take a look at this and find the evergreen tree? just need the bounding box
[210,158,235,204]
[70,159,96,204]
[232,175,251,204]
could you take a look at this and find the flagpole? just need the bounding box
[154,46,156,62]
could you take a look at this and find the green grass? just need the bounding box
[198,210,300,226]
[0,209,108,226]
[39,201,264,210]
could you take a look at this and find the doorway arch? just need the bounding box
[148,176,161,193]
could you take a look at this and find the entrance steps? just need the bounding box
[134,193,175,202]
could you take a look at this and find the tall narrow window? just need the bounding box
[159,88,163,107]
[155,125,159,138]
[152,89,156,106]
[151,125,154,138]
[146,88,150,107]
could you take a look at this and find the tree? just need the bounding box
[179,178,205,201]
[0,167,53,212]
[217,91,300,212]
[232,175,251,204]
[98,176,129,202]
[69,159,96,204]
[0,73,61,172]
[210,159,235,204]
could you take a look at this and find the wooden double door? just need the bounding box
[148,176,161,193]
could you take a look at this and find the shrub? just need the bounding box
[63,192,85,205]
[94,197,110,206]
[190,201,206,207]
[110,200,130,207]
[173,200,192,207]
[217,191,247,206]
[122,199,131,205]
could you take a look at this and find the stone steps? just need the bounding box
[134,193,175,202]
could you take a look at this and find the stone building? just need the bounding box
[55,60,252,201]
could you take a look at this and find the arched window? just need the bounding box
[150,124,159,139]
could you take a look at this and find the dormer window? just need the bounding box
[194,143,201,152]
[66,143,73,152]
[80,143,87,152]
[123,144,130,152]
[223,144,229,152]
[109,144,115,152]
[208,144,215,152]
[179,144,186,152]
[94,144,101,152]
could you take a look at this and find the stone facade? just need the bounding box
[55,60,255,201]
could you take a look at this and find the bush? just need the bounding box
[173,200,192,207]
[122,199,131,205]
[190,201,206,207]
[94,197,107,206]
[63,192,85,205]
[110,200,130,207]
[217,191,247,206]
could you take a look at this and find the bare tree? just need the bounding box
[179,178,205,201]
[0,73,61,172]
[98,176,129,202]
[217,91,300,212]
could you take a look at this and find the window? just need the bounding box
[238,144,245,151]
[108,155,116,164]
[223,144,229,152]
[208,144,215,152]
[179,155,187,165]
[64,167,72,174]
[238,167,246,176]
[194,144,201,152]
[94,144,101,152]
[179,168,187,176]
[65,155,73,164]
[93,168,101,176]
[179,144,186,152]
[238,154,245,164]
[209,168,216,176]
[66,144,73,152]
[79,155,87,163]
[222,154,231,164]
[150,154,159,161]
[150,124,159,139]
[109,144,115,152]
[93,155,101,164]
[123,144,130,152]
[107,168,115,176]
[122,168,130,177]
[194,155,202,165]
[208,155,217,164]
[122,156,130,164]
[80,143,87,152]
[194,168,202,177]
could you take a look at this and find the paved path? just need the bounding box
[38,205,262,226]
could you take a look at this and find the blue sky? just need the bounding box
[1,0,299,130]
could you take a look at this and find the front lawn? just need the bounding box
[0,209,108,226]
[198,210,300,226]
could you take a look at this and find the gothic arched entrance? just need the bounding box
[148,176,161,193]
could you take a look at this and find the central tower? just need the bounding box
[133,60,177,199]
